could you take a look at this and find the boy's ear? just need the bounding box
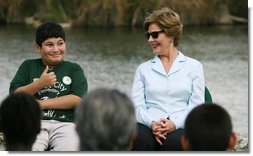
[181,134,190,151]
[228,132,237,150]
[35,43,41,52]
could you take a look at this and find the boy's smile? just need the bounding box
[36,37,66,66]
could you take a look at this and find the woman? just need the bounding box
[131,7,205,151]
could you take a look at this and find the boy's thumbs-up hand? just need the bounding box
[43,65,49,74]
[39,65,57,88]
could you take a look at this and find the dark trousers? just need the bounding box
[132,123,184,151]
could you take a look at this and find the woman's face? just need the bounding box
[36,37,66,66]
[147,23,174,56]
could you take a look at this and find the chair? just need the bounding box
[205,86,212,103]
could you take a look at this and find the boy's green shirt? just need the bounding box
[10,58,88,122]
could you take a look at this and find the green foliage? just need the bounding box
[36,0,69,22]
[228,0,248,18]
[0,0,248,26]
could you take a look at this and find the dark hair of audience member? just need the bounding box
[0,92,41,151]
[183,103,234,151]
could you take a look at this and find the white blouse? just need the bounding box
[131,52,205,129]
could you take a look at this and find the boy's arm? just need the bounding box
[15,80,45,95]
[38,94,81,109]
[37,64,86,110]
[14,66,56,95]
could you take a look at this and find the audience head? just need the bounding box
[181,103,236,151]
[0,92,41,151]
[75,88,136,151]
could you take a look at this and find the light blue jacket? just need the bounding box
[131,52,205,129]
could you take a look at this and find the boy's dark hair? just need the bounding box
[35,22,65,47]
[0,92,41,150]
[184,103,232,151]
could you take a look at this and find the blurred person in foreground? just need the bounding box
[181,103,237,151]
[75,88,137,151]
[0,92,41,151]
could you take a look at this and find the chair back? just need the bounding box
[205,87,212,103]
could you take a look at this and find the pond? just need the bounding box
[0,24,248,137]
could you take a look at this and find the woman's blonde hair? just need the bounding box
[144,7,183,47]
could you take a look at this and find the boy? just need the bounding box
[181,103,237,151]
[9,22,88,151]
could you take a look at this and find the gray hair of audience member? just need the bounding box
[75,88,136,151]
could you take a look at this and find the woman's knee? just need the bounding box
[161,129,184,151]
[132,123,158,150]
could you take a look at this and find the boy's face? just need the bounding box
[36,37,66,66]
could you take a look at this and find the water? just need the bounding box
[0,25,248,137]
